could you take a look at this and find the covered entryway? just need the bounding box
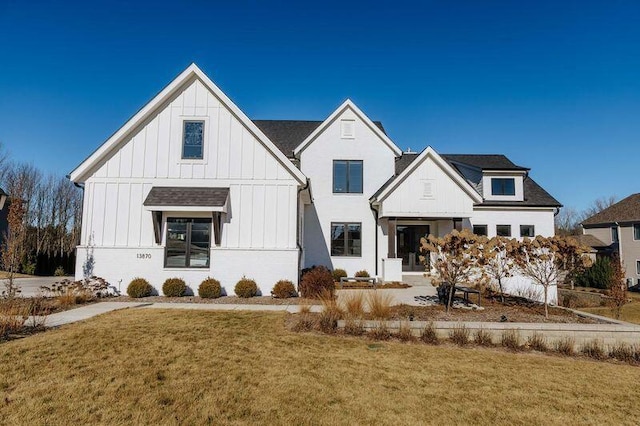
[397,224,430,272]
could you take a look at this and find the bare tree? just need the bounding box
[608,254,627,319]
[555,207,581,236]
[581,196,617,222]
[480,236,518,303]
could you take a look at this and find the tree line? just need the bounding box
[555,196,617,236]
[0,142,82,277]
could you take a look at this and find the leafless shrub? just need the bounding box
[609,343,634,363]
[500,330,522,351]
[449,324,470,346]
[526,332,548,352]
[292,313,316,332]
[318,293,342,333]
[581,340,606,360]
[474,329,493,347]
[554,337,576,356]
[343,318,365,336]
[420,322,439,345]
[396,322,416,342]
[368,322,392,341]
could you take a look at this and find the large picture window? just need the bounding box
[331,222,361,256]
[182,121,204,159]
[333,160,363,193]
[165,218,211,268]
[491,178,516,196]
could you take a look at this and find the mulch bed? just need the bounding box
[337,282,411,289]
[110,295,321,305]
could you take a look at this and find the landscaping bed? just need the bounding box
[337,281,411,289]
[111,295,321,305]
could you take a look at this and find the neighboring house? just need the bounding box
[567,234,611,263]
[0,187,8,247]
[582,193,640,285]
[69,64,561,299]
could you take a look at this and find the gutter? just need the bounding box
[296,178,311,282]
[369,201,379,276]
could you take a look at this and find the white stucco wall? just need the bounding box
[300,107,397,277]
[481,173,525,202]
[76,77,301,295]
[470,208,556,238]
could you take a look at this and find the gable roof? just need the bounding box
[372,147,484,203]
[253,120,386,158]
[582,193,640,226]
[568,234,609,249]
[292,99,401,157]
[69,64,307,185]
[442,154,529,171]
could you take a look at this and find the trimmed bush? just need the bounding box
[127,278,153,298]
[575,257,614,289]
[162,278,187,297]
[354,270,370,278]
[271,280,297,299]
[235,278,258,298]
[198,278,222,299]
[299,266,335,299]
[332,268,348,282]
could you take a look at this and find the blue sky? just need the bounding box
[0,0,638,212]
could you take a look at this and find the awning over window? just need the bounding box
[143,187,229,212]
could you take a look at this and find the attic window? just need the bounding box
[491,178,515,196]
[182,121,204,159]
[341,119,355,139]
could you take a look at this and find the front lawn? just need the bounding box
[1,309,639,424]
[581,291,640,324]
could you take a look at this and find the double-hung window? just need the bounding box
[612,226,619,243]
[491,178,516,196]
[634,224,640,240]
[331,222,361,256]
[333,160,363,193]
[165,218,211,268]
[182,121,204,159]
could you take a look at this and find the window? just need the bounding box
[341,119,355,138]
[612,226,619,243]
[165,218,211,268]
[520,225,535,238]
[473,225,488,236]
[331,222,361,256]
[453,218,463,232]
[333,160,363,193]
[637,260,640,275]
[496,225,511,237]
[182,121,204,159]
[634,224,640,240]
[491,178,516,196]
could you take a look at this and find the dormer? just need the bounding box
[482,171,526,202]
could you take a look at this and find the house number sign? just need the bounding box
[136,253,152,259]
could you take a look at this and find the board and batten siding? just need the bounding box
[77,77,300,295]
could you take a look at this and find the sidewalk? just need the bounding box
[143,303,323,313]
[41,302,150,327]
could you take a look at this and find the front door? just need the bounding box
[397,225,430,272]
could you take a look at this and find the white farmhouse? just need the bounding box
[70,64,561,299]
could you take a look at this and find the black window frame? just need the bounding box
[473,225,488,236]
[520,225,535,238]
[164,217,211,268]
[612,226,619,243]
[496,224,512,237]
[634,224,640,241]
[330,222,362,257]
[182,120,205,160]
[333,160,363,194]
[491,178,516,196]
[636,260,640,275]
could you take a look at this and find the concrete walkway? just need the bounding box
[9,276,75,298]
[143,303,323,313]
[40,302,150,327]
[336,286,437,307]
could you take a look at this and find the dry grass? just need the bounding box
[500,330,522,351]
[526,332,549,352]
[341,291,365,318]
[0,271,35,279]
[449,324,470,346]
[554,337,576,356]
[473,328,494,347]
[1,310,640,424]
[581,292,640,324]
[365,291,394,319]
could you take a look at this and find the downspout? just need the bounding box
[370,202,379,277]
[296,178,310,282]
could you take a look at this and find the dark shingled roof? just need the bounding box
[144,187,229,207]
[0,188,6,197]
[253,120,386,158]
[582,193,640,226]
[568,234,609,249]
[442,154,530,171]
[479,177,561,208]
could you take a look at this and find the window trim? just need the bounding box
[491,178,516,196]
[634,224,640,241]
[332,160,364,194]
[612,226,619,243]
[181,119,206,161]
[164,217,211,269]
[340,119,355,139]
[496,224,512,237]
[472,225,488,236]
[330,222,362,257]
[636,260,640,276]
[520,225,535,238]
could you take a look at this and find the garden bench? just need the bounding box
[454,285,481,306]
[339,277,377,289]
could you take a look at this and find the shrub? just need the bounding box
[271,280,297,299]
[343,318,365,336]
[609,342,635,362]
[299,304,311,315]
[292,313,316,332]
[420,322,440,345]
[319,295,342,333]
[396,322,416,342]
[332,268,348,282]
[198,278,222,299]
[299,266,335,299]
[526,332,548,352]
[581,340,606,360]
[450,324,470,346]
[235,278,258,298]
[54,266,66,277]
[500,330,521,351]
[342,292,365,318]
[162,278,187,297]
[127,278,153,298]
[575,257,614,289]
[355,270,370,278]
[366,291,394,319]
[474,329,493,347]
[368,322,392,340]
[554,337,576,356]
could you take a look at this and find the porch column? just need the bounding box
[388,218,396,258]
